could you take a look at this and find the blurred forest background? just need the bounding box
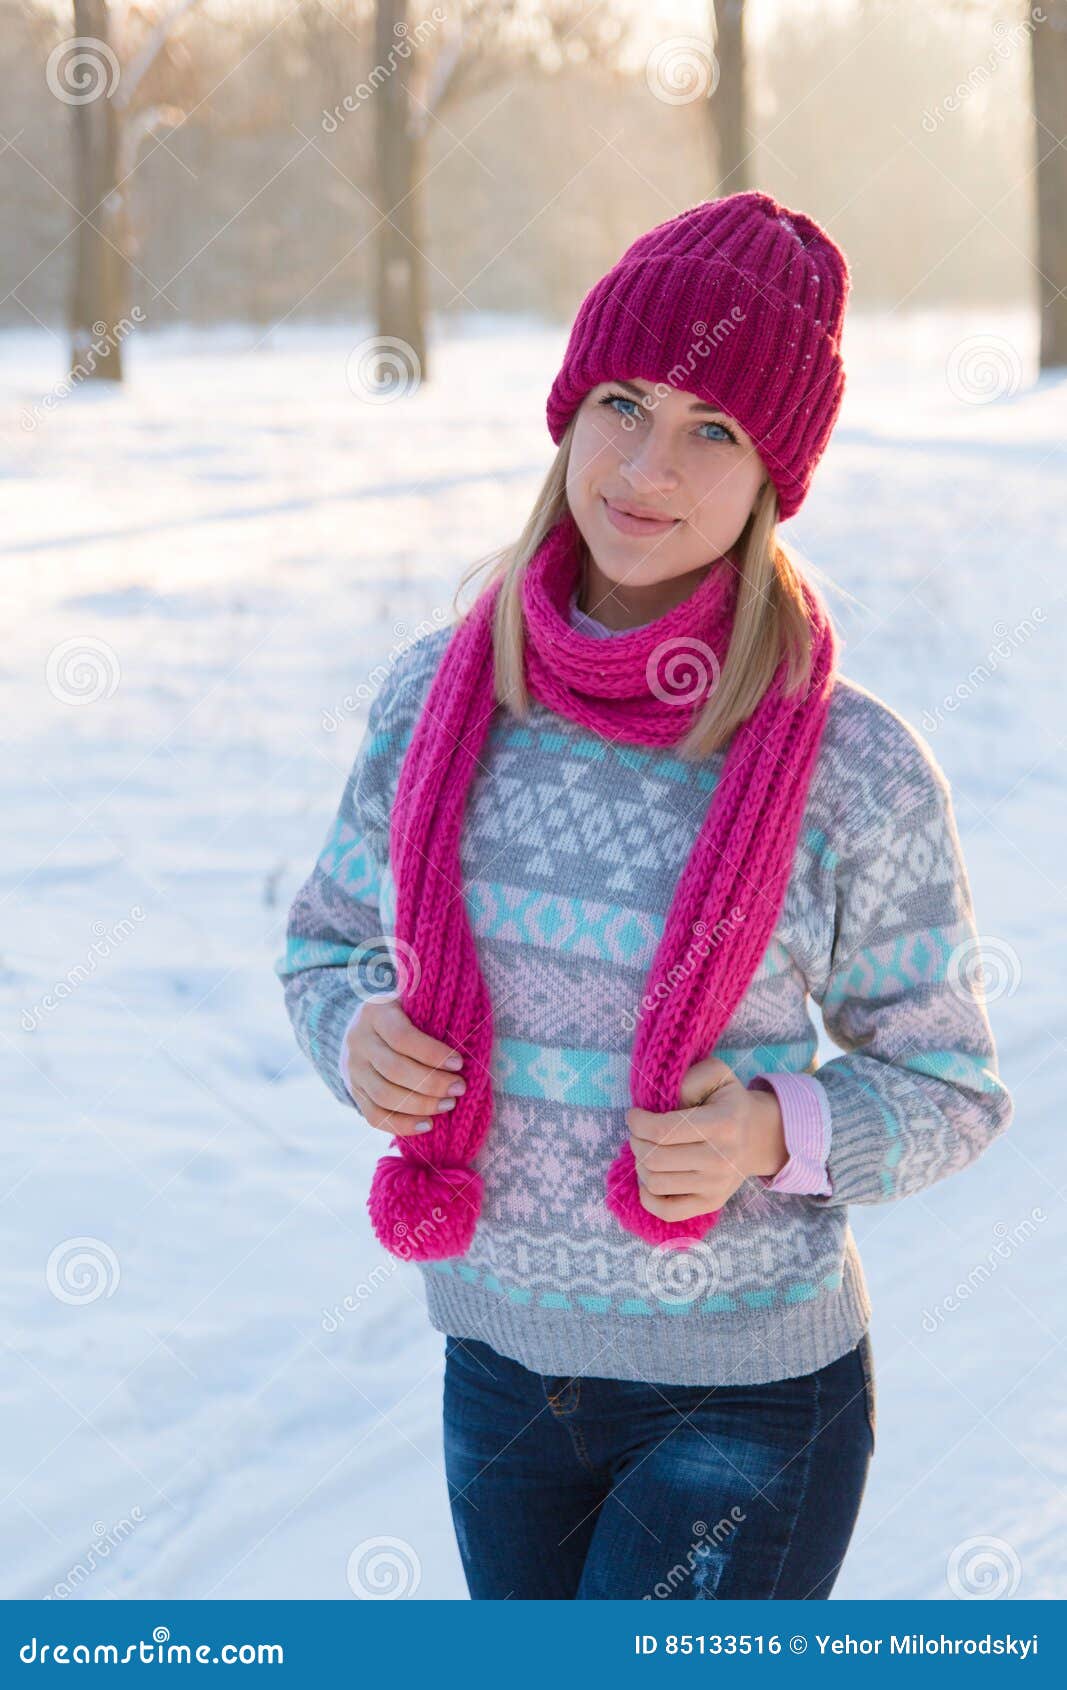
[3,0,1065,376]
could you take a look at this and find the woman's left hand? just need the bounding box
[626,1056,787,1223]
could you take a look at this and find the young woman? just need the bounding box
[277,191,1013,1600]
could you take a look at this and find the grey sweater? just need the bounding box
[275,621,1014,1386]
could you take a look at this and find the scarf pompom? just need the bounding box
[367,1158,484,1261]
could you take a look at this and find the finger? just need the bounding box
[372,1000,465,1073]
[629,1135,706,1175]
[636,1170,710,1198]
[366,1027,466,1103]
[627,1105,715,1146]
[357,1061,460,1123]
[347,1077,447,1137]
[639,1189,721,1223]
[678,1055,736,1108]
[348,1074,453,1142]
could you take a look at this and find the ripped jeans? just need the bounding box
[442,1330,876,1600]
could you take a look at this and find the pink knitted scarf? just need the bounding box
[367,508,838,1261]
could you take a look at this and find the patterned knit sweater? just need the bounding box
[275,612,1014,1387]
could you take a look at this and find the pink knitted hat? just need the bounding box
[545,190,851,520]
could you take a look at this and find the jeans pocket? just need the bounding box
[856,1330,877,1454]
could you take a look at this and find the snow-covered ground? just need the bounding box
[1,311,1063,1600]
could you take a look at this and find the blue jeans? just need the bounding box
[442,1330,876,1600]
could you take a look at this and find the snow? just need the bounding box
[1,311,1063,1600]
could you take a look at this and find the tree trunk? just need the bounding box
[711,0,748,195]
[1031,0,1067,369]
[373,0,428,388]
[69,0,127,382]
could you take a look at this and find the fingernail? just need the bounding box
[437,1096,455,1111]
[447,1079,465,1096]
[414,1120,432,1133]
[444,1056,464,1071]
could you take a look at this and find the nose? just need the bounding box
[618,423,681,496]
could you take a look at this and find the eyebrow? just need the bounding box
[610,379,736,422]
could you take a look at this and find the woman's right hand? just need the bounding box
[341,1000,466,1136]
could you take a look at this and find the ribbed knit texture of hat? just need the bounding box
[545,190,851,520]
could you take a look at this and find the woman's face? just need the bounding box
[565,379,769,586]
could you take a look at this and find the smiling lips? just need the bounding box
[601,496,681,537]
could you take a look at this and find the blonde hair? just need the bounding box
[450,415,828,761]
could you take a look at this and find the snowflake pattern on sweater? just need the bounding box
[275,621,1013,1386]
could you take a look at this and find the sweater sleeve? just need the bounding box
[274,682,405,1111]
[798,755,1014,1208]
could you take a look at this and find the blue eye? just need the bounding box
[698,419,738,444]
[599,394,643,422]
[598,393,738,445]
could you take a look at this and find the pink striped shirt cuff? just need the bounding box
[747,1072,833,1196]
[337,1000,365,1102]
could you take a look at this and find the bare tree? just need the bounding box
[68,0,198,382]
[711,0,748,193]
[1030,0,1067,368]
[369,0,641,386]
[372,0,430,382]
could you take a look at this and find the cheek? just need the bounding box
[569,412,623,475]
[690,453,761,510]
